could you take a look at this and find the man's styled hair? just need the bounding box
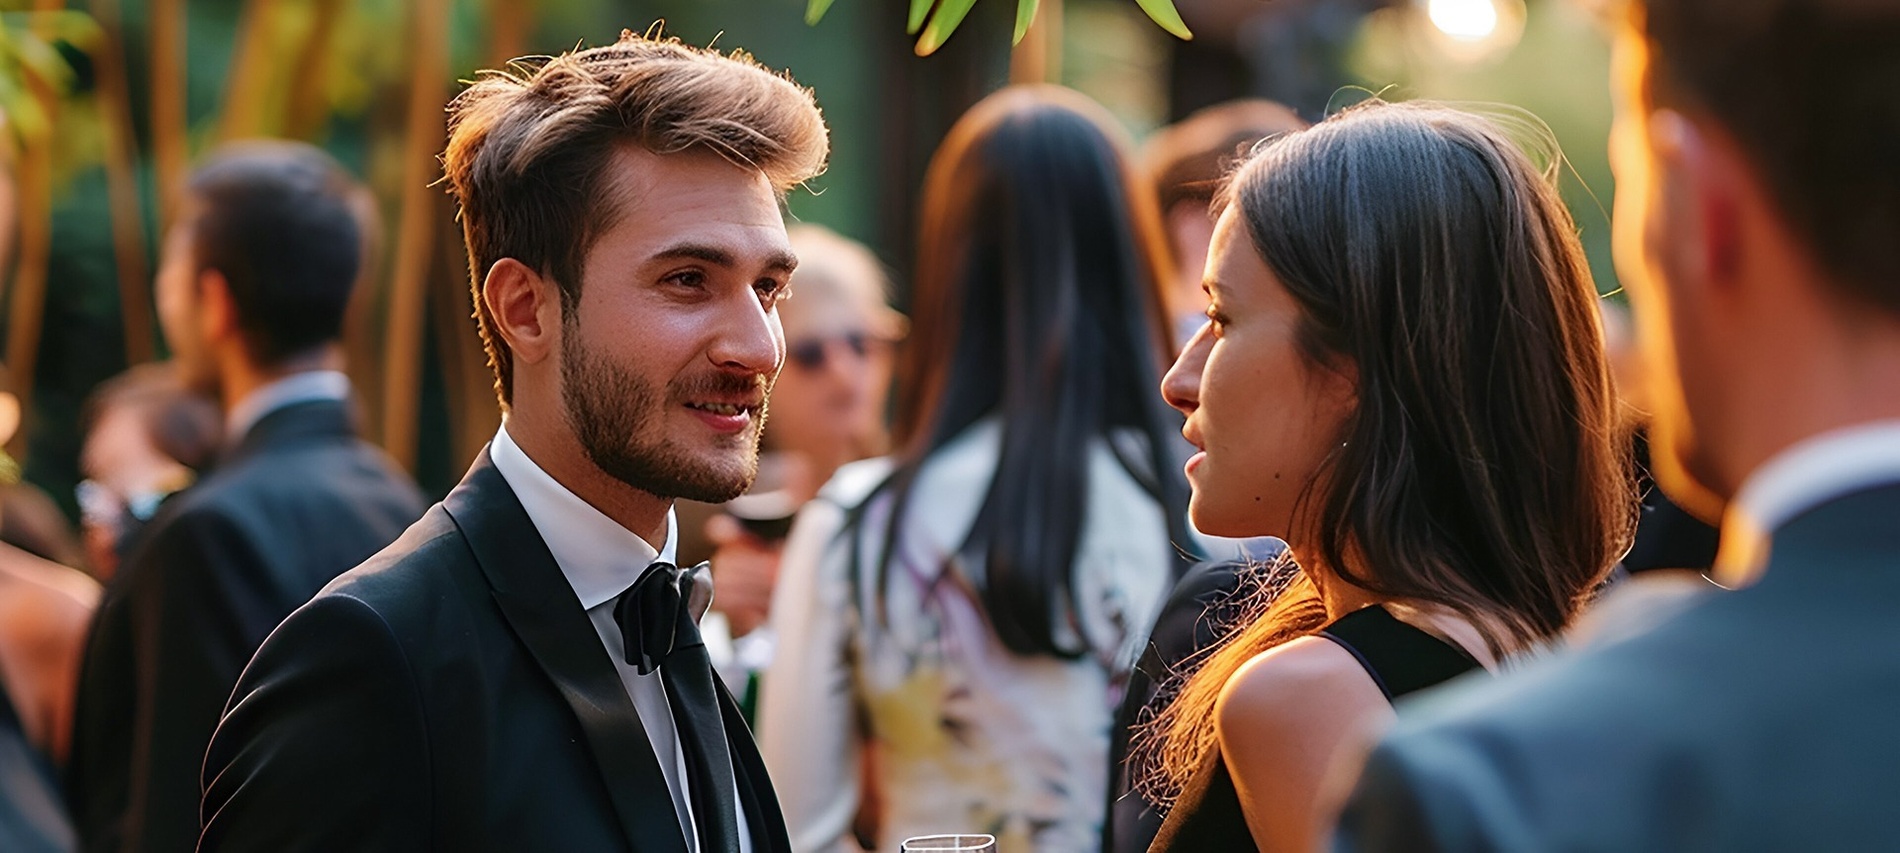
[1635,0,1900,311]
[441,29,830,408]
[186,141,367,366]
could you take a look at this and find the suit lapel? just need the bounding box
[718,681,791,853]
[443,450,689,853]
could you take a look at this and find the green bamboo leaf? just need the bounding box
[915,0,978,55]
[804,0,836,26]
[1013,0,1039,45]
[907,0,936,35]
[1134,0,1193,40]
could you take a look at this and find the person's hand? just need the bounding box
[704,514,782,638]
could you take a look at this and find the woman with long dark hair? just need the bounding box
[758,86,1196,851]
[1132,100,1633,852]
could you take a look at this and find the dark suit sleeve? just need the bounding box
[118,509,285,853]
[1333,737,1518,853]
[199,592,430,852]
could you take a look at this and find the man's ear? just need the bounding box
[1650,110,1743,296]
[198,268,239,347]
[482,258,561,366]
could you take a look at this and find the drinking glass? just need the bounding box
[899,834,998,852]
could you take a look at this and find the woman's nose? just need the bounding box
[1161,322,1211,416]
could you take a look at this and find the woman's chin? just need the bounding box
[1188,498,1274,541]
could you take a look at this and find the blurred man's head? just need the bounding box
[769,225,903,482]
[155,141,366,399]
[1143,99,1307,336]
[442,31,828,505]
[1610,0,1900,517]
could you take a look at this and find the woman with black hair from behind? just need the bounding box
[759,86,1198,852]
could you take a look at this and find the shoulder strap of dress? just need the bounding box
[1319,605,1482,703]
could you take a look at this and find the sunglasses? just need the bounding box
[787,332,887,371]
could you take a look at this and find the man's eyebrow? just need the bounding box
[651,243,736,267]
[764,250,798,275]
[649,243,799,275]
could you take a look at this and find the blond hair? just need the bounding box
[441,28,829,406]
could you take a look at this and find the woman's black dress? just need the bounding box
[1147,604,1482,852]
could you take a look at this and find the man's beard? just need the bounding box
[560,326,767,503]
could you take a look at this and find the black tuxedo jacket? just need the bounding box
[199,449,792,853]
[1337,482,1900,851]
[66,399,426,853]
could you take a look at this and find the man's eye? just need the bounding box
[664,271,707,290]
[755,279,788,304]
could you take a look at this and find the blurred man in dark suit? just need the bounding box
[1335,1,1900,850]
[66,141,426,853]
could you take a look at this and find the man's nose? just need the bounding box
[709,293,783,375]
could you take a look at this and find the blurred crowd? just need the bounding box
[0,1,1896,851]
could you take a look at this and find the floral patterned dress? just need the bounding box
[759,418,1179,852]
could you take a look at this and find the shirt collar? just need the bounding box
[1714,419,1900,587]
[226,370,352,442]
[487,423,677,610]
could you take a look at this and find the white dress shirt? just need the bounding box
[1716,419,1900,587]
[488,424,750,853]
[225,370,353,444]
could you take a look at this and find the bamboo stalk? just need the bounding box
[217,0,283,142]
[380,0,450,471]
[285,0,348,141]
[431,201,498,471]
[1009,0,1063,84]
[487,0,535,65]
[149,0,188,230]
[5,3,70,456]
[91,0,155,365]
[5,14,58,457]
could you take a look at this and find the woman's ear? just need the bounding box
[482,258,561,366]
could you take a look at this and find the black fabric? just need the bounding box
[198,450,793,853]
[65,398,425,853]
[615,562,743,852]
[1624,431,1720,574]
[1318,606,1482,701]
[1147,605,1482,853]
[0,666,74,853]
[1104,558,1251,853]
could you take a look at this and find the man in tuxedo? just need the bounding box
[1334,1,1900,850]
[199,31,827,852]
[66,142,426,853]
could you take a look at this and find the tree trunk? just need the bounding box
[149,0,189,230]
[285,0,349,141]
[91,0,156,365]
[218,0,282,141]
[380,0,450,472]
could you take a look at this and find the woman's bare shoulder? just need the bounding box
[1216,634,1388,739]
[0,545,99,645]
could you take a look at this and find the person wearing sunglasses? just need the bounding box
[697,224,905,726]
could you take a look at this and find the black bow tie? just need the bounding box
[614,560,714,675]
[612,559,745,852]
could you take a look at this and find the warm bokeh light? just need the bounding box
[1428,0,1501,41]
